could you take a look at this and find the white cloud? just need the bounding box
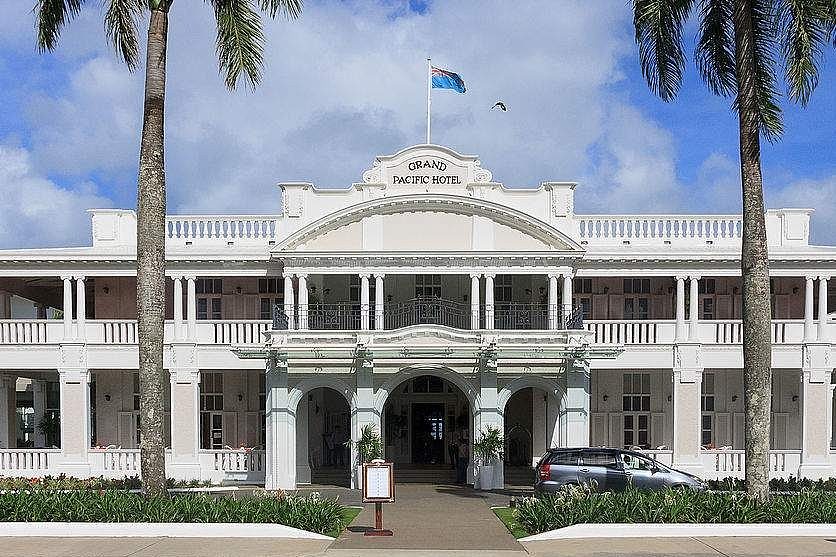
[768,176,836,245]
[0,144,112,248]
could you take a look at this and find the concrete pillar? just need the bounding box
[672,366,703,474]
[57,368,91,475]
[354,356,379,489]
[818,276,829,341]
[675,276,687,341]
[75,276,86,341]
[799,343,833,479]
[804,276,816,342]
[61,276,73,340]
[32,379,47,448]
[297,275,308,330]
[173,276,184,341]
[265,356,295,490]
[186,276,197,340]
[688,276,700,341]
[547,274,559,330]
[296,396,311,484]
[470,274,481,329]
[484,274,495,330]
[565,359,590,447]
[562,273,573,324]
[360,274,370,331]
[532,388,546,464]
[477,363,503,488]
[0,375,16,448]
[374,274,385,330]
[168,368,201,480]
[283,274,295,330]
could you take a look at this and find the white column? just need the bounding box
[75,276,86,341]
[354,357,380,489]
[283,274,295,330]
[186,276,197,340]
[61,276,73,340]
[688,276,700,341]
[672,367,703,473]
[297,275,308,330]
[168,368,201,480]
[804,276,816,341]
[565,359,590,447]
[0,375,16,448]
[173,276,184,341]
[265,357,295,490]
[484,274,495,330]
[547,274,559,330]
[562,273,573,324]
[675,276,687,342]
[57,368,91,475]
[470,273,481,330]
[532,389,546,466]
[477,362,503,488]
[818,276,829,341]
[360,274,370,331]
[374,274,385,330]
[295,396,311,484]
[32,379,47,448]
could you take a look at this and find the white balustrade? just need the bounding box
[697,319,805,345]
[166,215,279,246]
[211,449,265,473]
[89,449,141,475]
[640,449,673,467]
[576,215,742,246]
[0,321,50,344]
[211,321,271,345]
[99,320,138,344]
[699,449,802,480]
[584,320,674,344]
[0,449,58,475]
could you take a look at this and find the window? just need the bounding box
[701,373,715,446]
[494,275,513,303]
[415,275,442,298]
[545,451,579,465]
[412,375,444,393]
[701,298,715,319]
[258,278,280,294]
[197,298,222,320]
[573,278,592,294]
[621,452,655,471]
[582,450,620,469]
[623,372,651,449]
[196,278,222,320]
[259,279,282,319]
[698,278,716,295]
[260,298,281,320]
[623,279,650,294]
[623,297,649,319]
[196,278,223,294]
[132,372,140,412]
[578,297,592,319]
[200,372,224,450]
[623,414,650,449]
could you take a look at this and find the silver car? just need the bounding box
[534,448,706,494]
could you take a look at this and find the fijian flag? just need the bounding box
[431,66,466,93]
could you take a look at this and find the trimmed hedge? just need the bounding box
[708,476,836,492]
[0,490,344,535]
[0,475,212,491]
[514,485,836,534]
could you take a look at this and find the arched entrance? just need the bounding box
[379,370,474,484]
[291,381,354,488]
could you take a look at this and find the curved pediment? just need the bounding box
[274,193,583,253]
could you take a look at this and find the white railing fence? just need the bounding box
[584,320,675,344]
[0,449,59,475]
[0,321,51,344]
[576,215,743,246]
[210,321,271,345]
[166,216,279,245]
[89,449,141,476]
[699,450,801,480]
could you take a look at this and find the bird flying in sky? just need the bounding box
[491,101,507,111]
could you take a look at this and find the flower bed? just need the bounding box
[0,490,344,535]
[708,476,836,492]
[513,485,836,535]
[0,475,213,491]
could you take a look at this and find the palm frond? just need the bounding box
[211,0,266,90]
[776,0,832,105]
[696,0,737,97]
[105,0,146,70]
[35,0,85,52]
[632,0,696,101]
[258,0,303,19]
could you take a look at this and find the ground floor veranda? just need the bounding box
[2,362,835,486]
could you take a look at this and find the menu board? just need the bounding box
[363,462,395,502]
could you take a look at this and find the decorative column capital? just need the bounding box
[373,272,385,279]
[58,368,91,384]
[547,272,559,280]
[675,275,687,282]
[484,273,496,280]
[60,275,73,282]
[170,368,201,384]
[818,275,831,281]
[469,273,482,280]
[184,274,197,282]
[282,272,294,280]
[359,273,371,280]
[72,275,85,281]
[688,275,702,282]
[296,273,308,280]
[170,273,185,281]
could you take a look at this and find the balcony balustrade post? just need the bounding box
[470,274,481,330]
[688,276,701,341]
[484,274,495,330]
[297,275,309,330]
[168,368,201,480]
[283,274,295,330]
[173,275,184,341]
[675,276,687,341]
[74,276,86,341]
[561,273,573,328]
[547,274,559,330]
[360,274,370,331]
[374,274,385,330]
[57,367,91,476]
[672,366,703,475]
[818,276,829,341]
[61,276,73,340]
[804,276,816,342]
[186,276,197,340]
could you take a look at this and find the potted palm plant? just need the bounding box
[473,425,504,491]
[346,424,383,490]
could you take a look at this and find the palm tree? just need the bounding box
[36,0,302,495]
[632,0,835,499]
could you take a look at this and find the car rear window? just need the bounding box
[581,450,620,469]
[545,451,579,465]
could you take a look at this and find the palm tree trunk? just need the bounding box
[137,7,169,496]
[733,0,772,500]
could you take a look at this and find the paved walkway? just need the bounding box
[329,483,523,551]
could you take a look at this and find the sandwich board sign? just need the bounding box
[362,459,394,536]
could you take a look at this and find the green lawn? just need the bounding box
[328,506,363,538]
[492,506,530,539]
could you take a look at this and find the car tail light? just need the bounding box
[538,463,550,481]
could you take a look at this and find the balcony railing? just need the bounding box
[165,215,279,246]
[385,297,472,330]
[576,214,743,246]
[699,449,801,480]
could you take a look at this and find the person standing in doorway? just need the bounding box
[456,431,469,484]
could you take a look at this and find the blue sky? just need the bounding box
[0,0,834,248]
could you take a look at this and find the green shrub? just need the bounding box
[0,491,344,535]
[708,476,836,492]
[0,475,214,491]
[514,485,836,534]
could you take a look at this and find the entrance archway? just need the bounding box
[379,369,475,484]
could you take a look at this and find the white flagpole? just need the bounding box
[426,57,432,144]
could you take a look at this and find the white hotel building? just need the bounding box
[0,144,834,490]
